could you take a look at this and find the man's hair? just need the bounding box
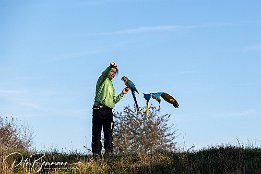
[115,67,119,75]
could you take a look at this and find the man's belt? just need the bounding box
[92,104,111,110]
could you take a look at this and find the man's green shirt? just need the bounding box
[94,66,123,108]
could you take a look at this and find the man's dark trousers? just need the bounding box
[92,106,114,155]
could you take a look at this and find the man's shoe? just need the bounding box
[104,151,113,156]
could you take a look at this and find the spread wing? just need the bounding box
[161,92,179,108]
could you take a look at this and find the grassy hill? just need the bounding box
[1,145,261,174]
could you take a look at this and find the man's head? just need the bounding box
[108,67,118,80]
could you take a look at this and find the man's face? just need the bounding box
[108,67,117,80]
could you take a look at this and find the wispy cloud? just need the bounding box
[96,22,242,36]
[98,25,197,35]
[0,88,57,117]
[20,102,42,110]
[48,40,134,61]
[63,22,240,38]
[0,89,22,95]
[223,109,258,118]
[210,109,259,119]
[180,109,259,122]
[29,0,107,9]
[177,70,197,75]
[243,45,261,52]
[50,51,103,61]
[0,87,88,119]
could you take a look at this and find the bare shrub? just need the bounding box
[0,116,33,150]
[113,105,176,154]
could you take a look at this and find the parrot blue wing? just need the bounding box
[143,93,151,102]
[151,92,164,103]
[127,80,139,94]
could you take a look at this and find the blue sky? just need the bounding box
[1,0,261,152]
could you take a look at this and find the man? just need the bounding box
[92,62,129,156]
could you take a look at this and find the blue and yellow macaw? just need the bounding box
[144,92,179,110]
[152,92,179,108]
[143,93,152,114]
[121,76,139,110]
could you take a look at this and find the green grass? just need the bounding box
[1,145,261,174]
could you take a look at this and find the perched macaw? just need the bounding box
[121,76,139,110]
[145,92,179,108]
[143,93,152,114]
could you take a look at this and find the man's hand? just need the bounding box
[110,62,117,68]
[121,87,129,96]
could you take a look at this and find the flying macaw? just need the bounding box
[145,92,179,108]
[143,93,152,114]
[121,76,139,110]
[151,92,179,108]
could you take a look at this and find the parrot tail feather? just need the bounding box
[145,101,149,114]
[131,90,139,111]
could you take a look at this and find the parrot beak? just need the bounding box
[121,76,127,82]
